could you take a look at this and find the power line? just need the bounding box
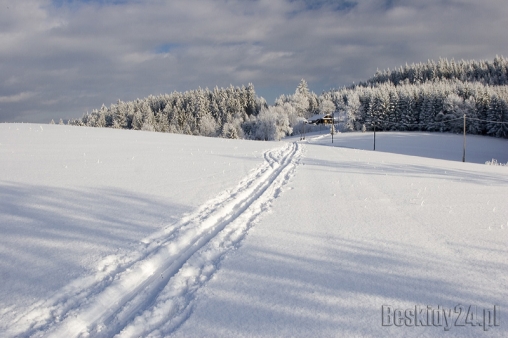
[366,115,507,128]
[367,116,463,128]
[466,117,508,124]
[439,116,464,123]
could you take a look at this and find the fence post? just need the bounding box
[462,114,466,162]
[331,112,334,144]
[373,123,376,151]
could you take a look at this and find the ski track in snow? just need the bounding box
[2,142,301,338]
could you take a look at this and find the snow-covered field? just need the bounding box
[0,124,507,337]
[300,129,508,164]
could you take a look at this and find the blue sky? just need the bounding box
[1,0,508,123]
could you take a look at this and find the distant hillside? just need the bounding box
[70,84,266,139]
[362,56,508,87]
[321,57,508,138]
[70,57,508,139]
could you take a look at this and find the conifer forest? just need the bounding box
[69,57,508,139]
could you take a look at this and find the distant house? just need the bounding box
[307,113,339,125]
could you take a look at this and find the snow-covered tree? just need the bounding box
[221,121,241,139]
[132,110,143,130]
[487,95,508,137]
[443,93,465,133]
[254,109,277,141]
[199,113,218,137]
[251,106,292,141]
[344,92,361,131]
[319,99,335,115]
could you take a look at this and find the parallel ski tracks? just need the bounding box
[4,142,301,338]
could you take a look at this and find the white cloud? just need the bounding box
[0,92,35,103]
[0,0,508,122]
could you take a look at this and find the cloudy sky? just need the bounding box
[1,0,508,123]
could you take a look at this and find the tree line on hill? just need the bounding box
[68,56,508,139]
[323,56,508,137]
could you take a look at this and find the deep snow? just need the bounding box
[174,134,508,337]
[0,124,507,337]
[0,124,277,333]
[297,129,508,164]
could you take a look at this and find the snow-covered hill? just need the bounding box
[0,124,507,337]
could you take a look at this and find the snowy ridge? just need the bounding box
[2,142,301,338]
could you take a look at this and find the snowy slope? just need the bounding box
[300,130,508,164]
[0,123,281,336]
[1,124,507,337]
[173,136,508,337]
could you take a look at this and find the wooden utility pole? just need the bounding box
[462,114,466,162]
[373,122,376,151]
[331,112,334,143]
